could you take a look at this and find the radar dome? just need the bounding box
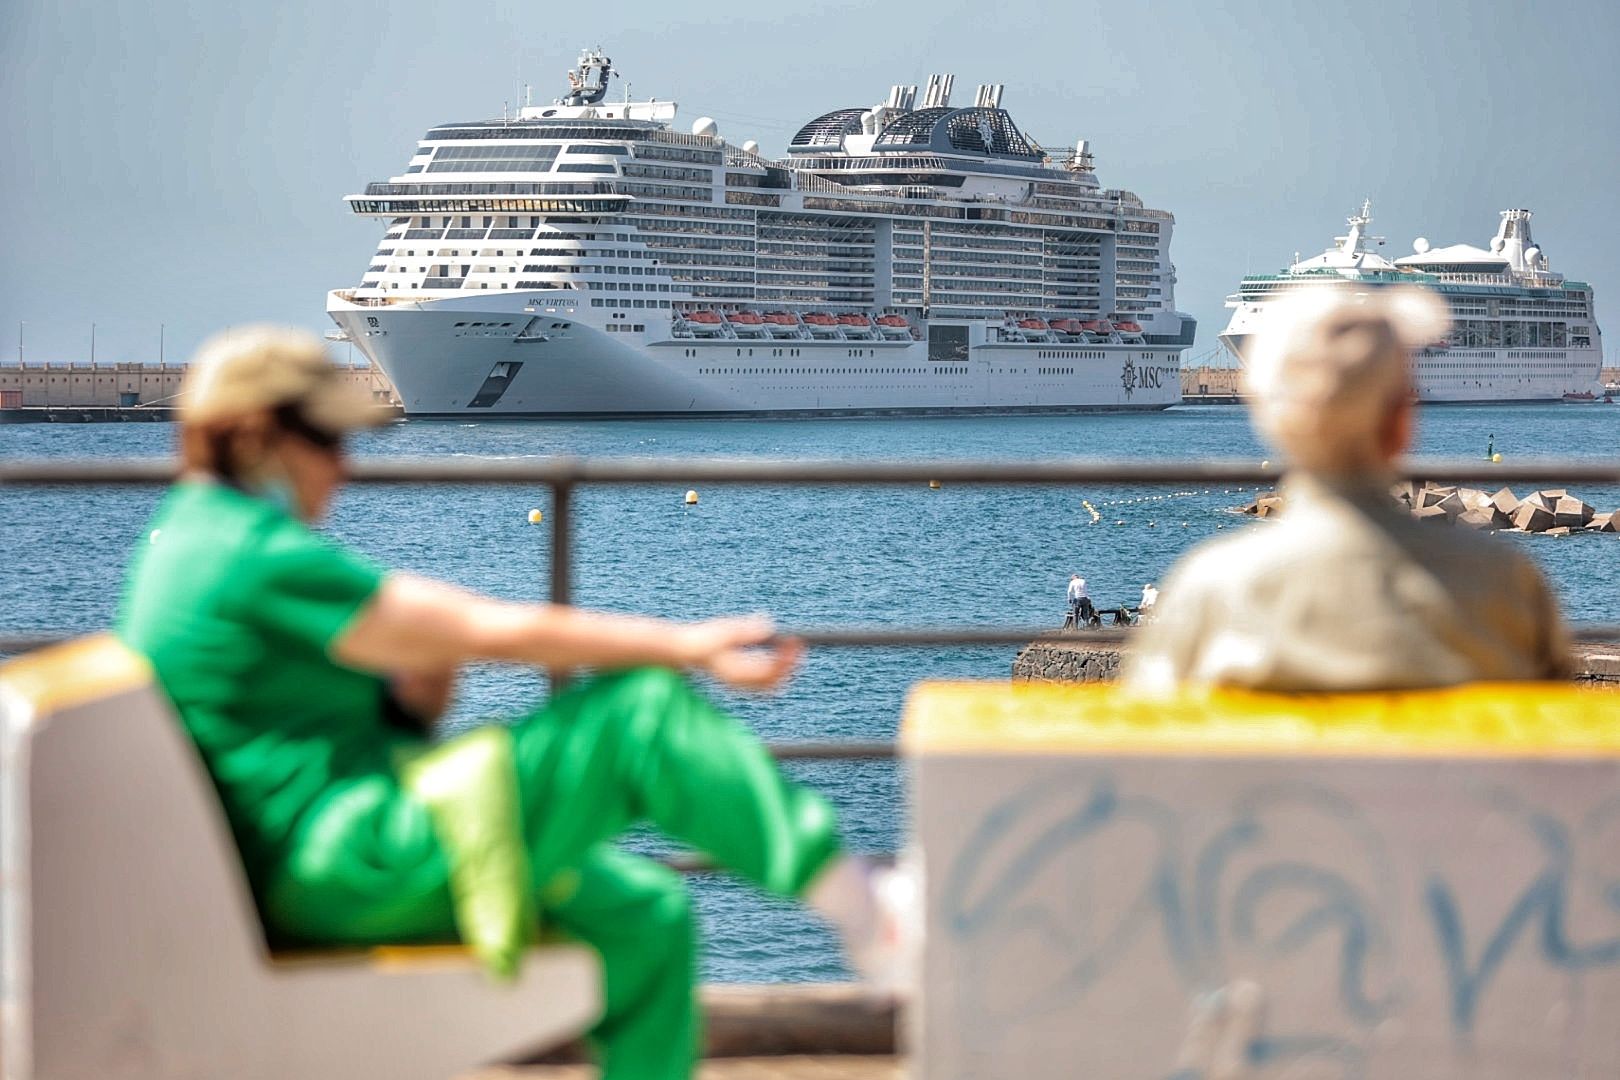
[1412,237,1431,254]
[742,139,760,154]
[691,117,719,138]
[1525,245,1542,264]
[1490,236,1505,253]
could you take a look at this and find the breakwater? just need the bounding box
[1012,635,1620,687]
[1240,482,1620,535]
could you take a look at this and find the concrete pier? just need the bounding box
[0,360,397,422]
[1013,634,1620,687]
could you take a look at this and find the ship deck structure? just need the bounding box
[1219,202,1604,402]
[327,49,1194,417]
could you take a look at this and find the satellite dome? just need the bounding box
[1490,236,1505,253]
[1525,245,1542,264]
[742,139,760,154]
[691,116,719,138]
[1413,237,1431,253]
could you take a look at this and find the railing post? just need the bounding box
[549,481,573,606]
[547,480,574,689]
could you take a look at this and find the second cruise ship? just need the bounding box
[1219,203,1604,402]
[327,49,1195,417]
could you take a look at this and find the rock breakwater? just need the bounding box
[1012,638,1620,687]
[1238,483,1618,535]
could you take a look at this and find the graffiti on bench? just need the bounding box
[938,768,1620,1078]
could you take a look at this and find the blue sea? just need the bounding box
[5,403,1619,982]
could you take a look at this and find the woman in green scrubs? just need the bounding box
[119,326,901,1080]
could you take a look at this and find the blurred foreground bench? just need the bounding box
[905,681,1620,1080]
[0,636,600,1080]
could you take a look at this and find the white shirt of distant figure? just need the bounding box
[1066,576,1088,603]
[1139,583,1158,621]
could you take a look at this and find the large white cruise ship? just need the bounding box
[327,49,1194,417]
[1219,203,1604,402]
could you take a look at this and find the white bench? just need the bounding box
[905,680,1620,1080]
[1,636,600,1080]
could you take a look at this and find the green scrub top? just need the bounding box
[118,480,409,904]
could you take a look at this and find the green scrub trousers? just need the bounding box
[267,667,841,1080]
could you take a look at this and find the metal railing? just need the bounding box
[6,452,1620,874]
[5,454,1620,653]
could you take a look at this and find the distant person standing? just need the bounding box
[1066,574,1095,628]
[1138,583,1158,623]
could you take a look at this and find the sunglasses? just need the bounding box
[272,402,346,453]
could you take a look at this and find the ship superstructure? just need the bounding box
[327,49,1194,417]
[1219,203,1603,402]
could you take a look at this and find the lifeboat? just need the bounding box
[1049,318,1083,335]
[836,313,876,339]
[1080,319,1111,332]
[763,311,803,338]
[876,314,910,339]
[685,310,726,337]
[1114,320,1143,335]
[1017,317,1053,342]
[725,310,767,337]
[802,312,842,338]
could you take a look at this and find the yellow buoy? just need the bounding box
[1491,452,1502,463]
[1261,460,1271,470]
[928,479,941,490]
[527,509,543,525]
[684,489,699,505]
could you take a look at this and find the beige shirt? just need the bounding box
[1124,473,1572,693]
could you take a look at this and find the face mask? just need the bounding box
[251,472,300,517]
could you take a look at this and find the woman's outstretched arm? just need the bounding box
[332,573,801,692]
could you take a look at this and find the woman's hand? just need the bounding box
[677,615,804,692]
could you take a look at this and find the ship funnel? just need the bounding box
[974,84,1004,109]
[922,73,955,108]
[1493,209,1535,272]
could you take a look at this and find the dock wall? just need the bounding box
[1012,636,1620,687]
[0,361,396,410]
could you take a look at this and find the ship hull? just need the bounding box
[1221,313,1601,404]
[330,293,1184,417]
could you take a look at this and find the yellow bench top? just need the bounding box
[902,681,1620,758]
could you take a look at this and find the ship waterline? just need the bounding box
[328,48,1193,417]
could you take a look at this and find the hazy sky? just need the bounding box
[3,0,1617,365]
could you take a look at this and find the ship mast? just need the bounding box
[1335,199,1383,258]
